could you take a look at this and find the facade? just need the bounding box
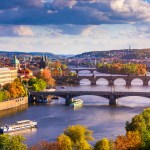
[0,67,18,85]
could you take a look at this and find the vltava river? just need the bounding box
[0,72,150,146]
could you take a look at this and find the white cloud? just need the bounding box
[110,0,150,21]
[81,26,108,38]
[13,26,34,36]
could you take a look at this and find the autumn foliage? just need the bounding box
[38,69,55,87]
[115,131,142,150]
[0,79,27,102]
[97,63,147,75]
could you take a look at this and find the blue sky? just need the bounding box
[0,0,150,54]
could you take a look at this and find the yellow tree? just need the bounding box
[63,124,94,150]
[57,134,72,150]
[94,138,110,150]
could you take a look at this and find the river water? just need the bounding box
[0,71,150,146]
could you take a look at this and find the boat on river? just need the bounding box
[70,99,83,107]
[0,120,37,134]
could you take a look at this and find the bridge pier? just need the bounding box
[143,81,149,86]
[91,81,96,85]
[109,94,117,106]
[109,81,114,86]
[126,82,131,86]
[65,94,73,106]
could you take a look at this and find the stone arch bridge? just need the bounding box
[30,91,150,106]
[55,75,150,86]
[70,68,97,74]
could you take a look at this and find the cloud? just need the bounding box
[110,0,150,21]
[0,0,149,25]
[0,0,43,9]
[0,25,34,37]
[81,26,108,38]
[52,0,77,8]
[13,26,34,36]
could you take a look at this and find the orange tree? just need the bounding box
[38,69,55,87]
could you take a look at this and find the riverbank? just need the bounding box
[0,97,28,111]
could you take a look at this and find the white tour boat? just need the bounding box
[70,99,83,107]
[0,120,37,134]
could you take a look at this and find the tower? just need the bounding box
[39,55,49,69]
[11,55,20,69]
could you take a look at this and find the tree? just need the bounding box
[63,124,94,150]
[126,114,146,133]
[57,134,72,150]
[29,78,46,92]
[28,78,37,86]
[125,108,150,149]
[115,131,142,150]
[0,134,27,150]
[38,69,55,87]
[39,69,51,80]
[29,141,61,150]
[94,138,110,150]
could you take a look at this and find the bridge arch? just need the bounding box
[116,96,150,106]
[131,78,143,86]
[72,95,109,105]
[114,78,126,85]
[96,78,109,85]
[79,78,91,85]
[78,70,92,74]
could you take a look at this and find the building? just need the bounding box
[0,67,18,85]
[18,68,33,78]
[18,68,34,81]
[39,55,50,69]
[11,55,20,69]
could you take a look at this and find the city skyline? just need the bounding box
[0,0,150,54]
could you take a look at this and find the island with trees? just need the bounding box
[97,63,147,75]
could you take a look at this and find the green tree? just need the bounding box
[0,91,4,102]
[28,78,37,86]
[94,138,110,150]
[0,134,27,150]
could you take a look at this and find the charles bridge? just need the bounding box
[29,91,150,106]
[54,75,150,86]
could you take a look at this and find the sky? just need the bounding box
[0,0,150,54]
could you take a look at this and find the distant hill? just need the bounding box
[0,51,60,59]
[71,49,150,60]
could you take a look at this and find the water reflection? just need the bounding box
[0,104,28,119]
[8,128,37,137]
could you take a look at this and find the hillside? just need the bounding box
[72,49,150,60]
[0,51,60,59]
